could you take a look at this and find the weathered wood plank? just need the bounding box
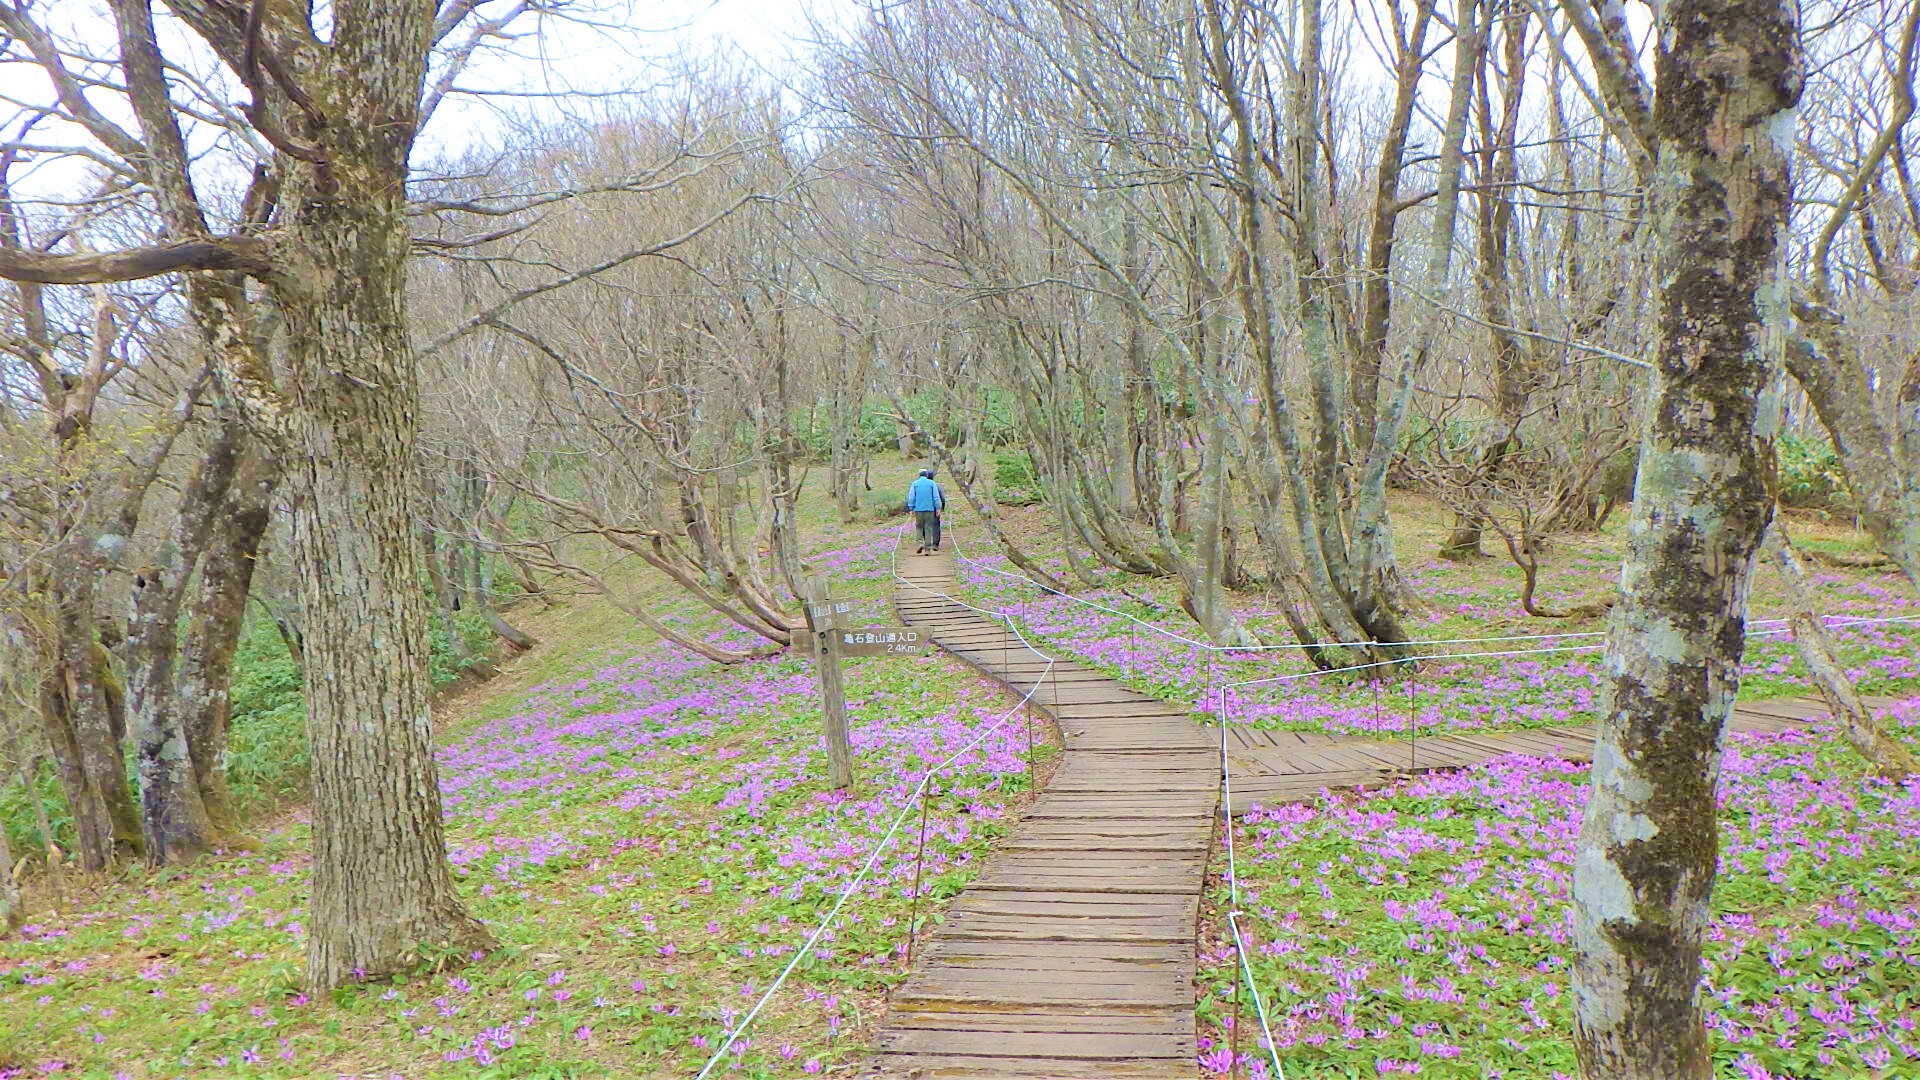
[877,1029,1192,1058]
[868,1051,1194,1077]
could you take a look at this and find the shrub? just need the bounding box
[860,491,909,522]
[992,451,1043,506]
[1777,433,1852,511]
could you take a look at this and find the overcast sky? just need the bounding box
[0,1,855,203]
[420,0,856,155]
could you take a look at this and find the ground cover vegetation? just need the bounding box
[935,504,1920,1080]
[1,523,1056,1078]
[0,0,1916,1077]
[1199,700,1920,1080]
[946,502,1920,733]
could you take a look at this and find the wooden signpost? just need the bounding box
[831,627,928,657]
[800,578,930,790]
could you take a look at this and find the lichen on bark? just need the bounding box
[1569,0,1804,1074]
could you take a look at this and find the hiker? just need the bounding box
[906,467,946,554]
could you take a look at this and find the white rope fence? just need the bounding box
[692,527,1058,1078]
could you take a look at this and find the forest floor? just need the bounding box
[0,501,1060,1079]
[942,495,1920,1080]
[2,485,1916,1079]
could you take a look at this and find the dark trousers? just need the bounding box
[914,510,942,550]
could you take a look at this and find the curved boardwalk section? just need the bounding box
[873,548,1217,1078]
[873,545,1849,1075]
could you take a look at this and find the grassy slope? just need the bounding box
[0,486,1059,1080]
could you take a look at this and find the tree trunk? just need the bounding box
[126,416,249,864]
[1785,303,1920,589]
[286,268,491,986]
[180,440,277,837]
[1341,0,1483,633]
[273,10,491,987]
[1570,0,1800,1072]
[1172,423,1256,647]
[1441,6,1533,562]
[1352,0,1438,453]
[49,570,140,869]
[421,526,474,672]
[0,805,18,936]
[472,557,536,653]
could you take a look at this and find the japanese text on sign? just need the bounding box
[833,627,929,656]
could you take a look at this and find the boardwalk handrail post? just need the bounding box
[1229,896,1244,1080]
[1406,664,1416,772]
[1025,697,1036,791]
[1003,613,1013,729]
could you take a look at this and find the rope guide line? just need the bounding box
[692,525,1057,1079]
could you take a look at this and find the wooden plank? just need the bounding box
[875,1045,1198,1068]
[1007,818,1212,837]
[939,914,1190,944]
[877,1029,1191,1058]
[1735,698,1828,721]
[883,1009,1193,1035]
[922,938,1189,964]
[895,968,1190,1005]
[943,891,1197,916]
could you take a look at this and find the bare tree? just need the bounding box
[0,0,610,986]
[1783,0,1920,587]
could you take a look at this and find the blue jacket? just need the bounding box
[907,476,945,512]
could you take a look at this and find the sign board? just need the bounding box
[809,600,854,623]
[833,627,928,657]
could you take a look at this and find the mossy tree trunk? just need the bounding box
[1568,0,1802,1073]
[125,415,248,864]
[178,437,277,838]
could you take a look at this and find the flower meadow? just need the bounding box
[941,504,1920,1078]
[948,521,1920,738]
[0,530,1051,1079]
[1197,698,1920,1080]
[5,495,1917,1079]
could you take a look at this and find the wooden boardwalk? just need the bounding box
[873,548,1217,1078]
[1222,694,1848,812]
[870,545,1850,1076]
